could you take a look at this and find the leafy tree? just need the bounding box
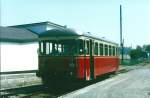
[145,45,150,58]
[141,51,148,58]
[129,45,148,60]
[129,49,141,59]
[145,45,150,53]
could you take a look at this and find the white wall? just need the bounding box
[0,43,38,72]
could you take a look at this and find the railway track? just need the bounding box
[1,63,147,98]
[0,69,130,98]
[0,70,37,75]
[0,76,111,98]
[0,84,44,98]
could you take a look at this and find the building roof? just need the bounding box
[2,21,118,45]
[0,26,38,43]
[10,21,65,28]
[10,21,66,34]
[0,21,66,43]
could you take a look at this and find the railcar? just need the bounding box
[36,28,119,84]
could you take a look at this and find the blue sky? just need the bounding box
[1,0,150,48]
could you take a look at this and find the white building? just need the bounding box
[0,21,66,72]
[0,27,38,72]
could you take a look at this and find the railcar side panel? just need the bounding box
[94,56,119,77]
[84,56,91,80]
[76,56,119,80]
[76,57,85,79]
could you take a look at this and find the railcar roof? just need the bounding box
[39,28,118,45]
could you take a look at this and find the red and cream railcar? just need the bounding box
[37,28,119,83]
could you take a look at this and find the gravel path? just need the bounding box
[60,63,150,98]
[0,73,42,90]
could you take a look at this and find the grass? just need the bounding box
[120,59,143,66]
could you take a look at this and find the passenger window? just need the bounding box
[112,46,115,56]
[94,42,98,55]
[46,42,50,54]
[86,41,90,55]
[43,42,46,54]
[58,44,62,53]
[109,45,112,56]
[40,42,43,53]
[99,43,103,56]
[105,44,108,56]
[79,40,84,55]
[116,47,119,56]
[49,43,52,54]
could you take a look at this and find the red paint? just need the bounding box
[76,56,119,80]
[94,56,119,77]
[76,56,91,80]
[76,57,85,79]
[39,56,119,81]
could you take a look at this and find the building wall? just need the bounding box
[0,42,38,72]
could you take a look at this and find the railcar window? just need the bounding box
[99,43,103,56]
[61,44,64,53]
[49,43,52,53]
[40,42,43,53]
[58,44,62,53]
[79,40,84,55]
[116,47,119,56]
[112,46,115,56]
[40,40,78,56]
[109,45,112,56]
[51,43,58,55]
[43,42,46,54]
[46,42,50,54]
[94,42,98,55]
[86,41,90,55]
[105,44,108,56]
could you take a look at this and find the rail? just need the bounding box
[0,70,37,75]
[0,84,44,97]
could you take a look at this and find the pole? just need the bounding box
[120,5,124,62]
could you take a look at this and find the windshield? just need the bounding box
[39,39,82,56]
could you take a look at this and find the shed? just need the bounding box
[0,21,66,72]
[0,26,38,72]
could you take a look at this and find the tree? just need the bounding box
[129,49,141,60]
[141,51,148,58]
[145,45,150,53]
[129,45,148,60]
[145,45,150,58]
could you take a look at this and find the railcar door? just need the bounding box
[77,39,94,80]
[89,39,94,80]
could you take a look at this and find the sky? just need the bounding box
[1,0,150,48]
